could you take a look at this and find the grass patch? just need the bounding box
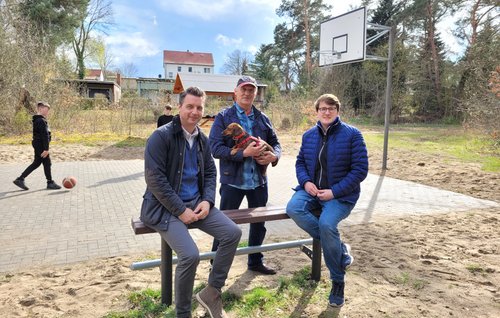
[395,272,410,285]
[0,132,147,148]
[393,272,428,290]
[104,288,174,318]
[114,136,147,147]
[3,120,497,172]
[238,240,249,248]
[222,267,324,317]
[466,264,485,274]
[138,252,160,261]
[362,125,499,172]
[104,266,326,318]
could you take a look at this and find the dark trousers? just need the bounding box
[20,141,52,181]
[212,183,269,267]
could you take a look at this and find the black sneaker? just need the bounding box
[47,181,61,190]
[13,178,29,190]
[329,281,345,307]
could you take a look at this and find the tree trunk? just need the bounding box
[303,0,312,86]
[456,0,481,99]
[426,0,441,106]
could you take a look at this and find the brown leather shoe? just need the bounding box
[196,285,228,318]
[248,264,276,275]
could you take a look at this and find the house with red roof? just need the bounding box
[163,50,214,80]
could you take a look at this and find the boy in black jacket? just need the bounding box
[13,101,61,190]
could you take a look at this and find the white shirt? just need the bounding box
[182,126,199,148]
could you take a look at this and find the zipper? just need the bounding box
[318,132,327,189]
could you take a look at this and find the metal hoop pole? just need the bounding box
[382,26,395,170]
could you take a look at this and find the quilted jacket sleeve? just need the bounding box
[331,128,368,199]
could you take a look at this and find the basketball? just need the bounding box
[62,176,77,189]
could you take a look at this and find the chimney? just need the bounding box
[116,73,121,86]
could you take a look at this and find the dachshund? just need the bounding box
[222,122,275,176]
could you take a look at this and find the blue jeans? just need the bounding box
[212,183,268,267]
[286,189,354,282]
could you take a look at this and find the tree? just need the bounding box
[334,0,404,118]
[18,0,88,52]
[396,0,456,119]
[250,44,280,83]
[273,22,301,92]
[72,0,113,79]
[87,35,114,77]
[454,4,499,129]
[221,49,253,75]
[1,1,82,133]
[249,44,281,102]
[454,0,498,100]
[413,20,447,118]
[275,0,331,89]
[116,62,139,77]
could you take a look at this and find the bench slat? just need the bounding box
[131,206,288,235]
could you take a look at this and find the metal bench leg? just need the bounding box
[161,238,173,306]
[311,238,321,281]
[300,238,322,281]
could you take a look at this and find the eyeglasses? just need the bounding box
[318,107,336,113]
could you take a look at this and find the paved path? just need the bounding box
[0,157,497,272]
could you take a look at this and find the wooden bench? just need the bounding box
[131,206,322,305]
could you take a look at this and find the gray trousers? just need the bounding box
[154,205,241,318]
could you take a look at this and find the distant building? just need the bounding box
[163,50,214,80]
[173,73,267,107]
[61,79,121,103]
[61,68,122,103]
[85,68,119,82]
[121,77,174,100]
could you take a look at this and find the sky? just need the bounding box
[103,0,462,78]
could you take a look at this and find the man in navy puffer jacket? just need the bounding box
[286,93,368,308]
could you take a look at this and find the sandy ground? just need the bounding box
[0,139,499,317]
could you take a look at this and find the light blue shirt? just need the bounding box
[231,103,261,190]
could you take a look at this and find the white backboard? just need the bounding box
[319,7,367,66]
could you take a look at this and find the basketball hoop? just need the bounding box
[319,51,342,66]
[319,7,366,66]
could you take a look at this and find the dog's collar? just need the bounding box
[233,131,246,140]
[235,135,259,148]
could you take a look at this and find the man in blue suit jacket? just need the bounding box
[286,93,368,308]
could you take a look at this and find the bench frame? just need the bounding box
[131,206,322,305]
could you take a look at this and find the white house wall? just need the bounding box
[164,64,214,79]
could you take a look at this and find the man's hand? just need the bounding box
[193,201,210,220]
[41,150,49,158]
[178,208,199,225]
[316,189,334,201]
[242,141,266,157]
[304,181,319,197]
[254,151,277,165]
